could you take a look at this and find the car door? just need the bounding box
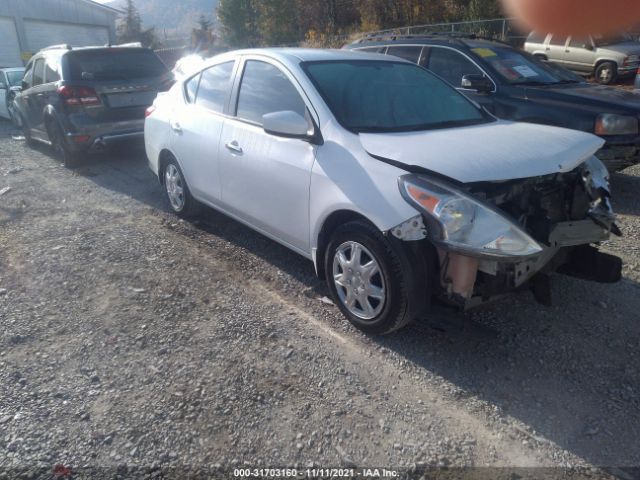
[25,57,47,136]
[169,60,236,204]
[546,35,569,65]
[0,71,8,118]
[563,36,596,73]
[219,57,316,253]
[425,46,496,113]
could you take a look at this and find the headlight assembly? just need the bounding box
[595,114,638,136]
[398,175,543,259]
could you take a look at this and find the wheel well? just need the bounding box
[595,59,617,69]
[158,149,176,185]
[315,210,379,279]
[533,53,548,61]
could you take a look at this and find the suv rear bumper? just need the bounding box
[62,116,145,152]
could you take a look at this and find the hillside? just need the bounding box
[101,0,219,36]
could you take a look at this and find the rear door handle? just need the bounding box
[170,121,182,133]
[225,141,243,154]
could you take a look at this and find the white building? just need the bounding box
[0,0,120,67]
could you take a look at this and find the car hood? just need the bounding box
[598,41,640,55]
[359,121,604,183]
[525,82,640,110]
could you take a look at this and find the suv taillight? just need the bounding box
[57,86,101,106]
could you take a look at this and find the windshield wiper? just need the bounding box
[512,80,555,86]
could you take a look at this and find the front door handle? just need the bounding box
[225,141,243,154]
[170,121,182,133]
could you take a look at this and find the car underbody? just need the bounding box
[393,159,623,309]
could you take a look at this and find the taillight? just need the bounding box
[145,105,156,118]
[58,86,101,106]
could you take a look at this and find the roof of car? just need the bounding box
[234,48,397,63]
[1,67,24,72]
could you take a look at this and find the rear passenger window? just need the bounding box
[550,35,568,46]
[184,74,200,103]
[527,32,547,43]
[44,57,61,83]
[32,59,45,86]
[356,46,387,53]
[427,48,483,88]
[236,60,306,125]
[195,61,234,113]
[386,46,423,64]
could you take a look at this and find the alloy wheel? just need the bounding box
[332,241,386,320]
[165,164,185,211]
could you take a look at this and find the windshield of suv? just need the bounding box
[6,70,24,87]
[303,60,491,133]
[472,46,582,85]
[67,49,168,81]
[593,33,632,46]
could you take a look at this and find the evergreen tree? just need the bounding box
[117,0,158,47]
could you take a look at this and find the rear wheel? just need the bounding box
[48,121,81,168]
[595,61,617,84]
[325,220,415,335]
[163,159,200,217]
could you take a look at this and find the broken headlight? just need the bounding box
[398,175,543,259]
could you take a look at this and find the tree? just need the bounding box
[117,0,158,47]
[217,0,259,47]
[192,14,215,52]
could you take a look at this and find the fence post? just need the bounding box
[501,19,507,40]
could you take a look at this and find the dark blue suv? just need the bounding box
[344,33,640,171]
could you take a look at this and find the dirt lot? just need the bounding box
[0,118,639,479]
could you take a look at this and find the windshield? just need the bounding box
[303,60,490,133]
[593,33,632,46]
[6,70,24,87]
[471,46,582,85]
[67,49,168,81]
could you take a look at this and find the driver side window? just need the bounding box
[0,73,6,90]
[236,60,306,125]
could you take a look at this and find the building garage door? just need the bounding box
[0,17,22,67]
[24,20,110,53]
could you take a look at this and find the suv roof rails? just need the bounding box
[41,44,73,51]
[353,31,510,45]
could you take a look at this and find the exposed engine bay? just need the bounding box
[393,157,623,308]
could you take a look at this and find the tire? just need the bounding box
[48,120,81,168]
[595,61,617,85]
[20,114,34,146]
[162,158,200,217]
[7,94,19,128]
[324,220,416,335]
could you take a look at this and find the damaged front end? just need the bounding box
[394,156,622,308]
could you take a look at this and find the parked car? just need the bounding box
[13,44,172,167]
[524,32,640,84]
[345,34,640,171]
[145,49,621,334]
[0,67,24,124]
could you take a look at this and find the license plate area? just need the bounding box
[106,91,156,108]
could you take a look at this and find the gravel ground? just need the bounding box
[0,118,639,480]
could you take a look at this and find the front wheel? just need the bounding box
[595,62,617,84]
[325,220,415,335]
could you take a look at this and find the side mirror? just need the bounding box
[461,74,493,93]
[263,110,311,139]
[21,80,28,91]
